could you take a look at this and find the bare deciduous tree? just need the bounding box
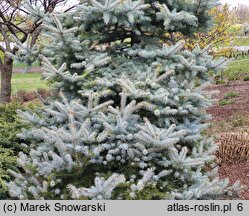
[234,3,249,23]
[0,0,66,103]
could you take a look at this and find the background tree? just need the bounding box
[234,3,249,24]
[165,4,234,50]
[0,0,66,103]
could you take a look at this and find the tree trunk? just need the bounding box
[0,56,13,103]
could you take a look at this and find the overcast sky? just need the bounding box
[220,0,249,7]
[55,0,79,11]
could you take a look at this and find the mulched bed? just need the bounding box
[219,161,249,199]
[207,81,249,122]
[207,81,249,199]
[12,89,51,103]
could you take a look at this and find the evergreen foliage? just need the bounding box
[6,0,244,200]
[0,147,17,199]
[166,4,234,52]
[0,102,33,199]
[0,103,29,151]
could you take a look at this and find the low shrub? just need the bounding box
[224,91,239,99]
[0,102,28,151]
[0,147,17,199]
[231,115,249,128]
[218,99,234,106]
[0,102,36,199]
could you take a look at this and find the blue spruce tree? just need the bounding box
[6,0,244,199]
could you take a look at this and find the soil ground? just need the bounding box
[207,80,249,199]
[207,81,249,123]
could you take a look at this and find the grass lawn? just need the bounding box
[214,58,249,83]
[213,57,249,83]
[231,36,249,46]
[14,61,40,68]
[224,58,249,76]
[11,73,48,93]
[227,24,241,34]
[220,36,249,47]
